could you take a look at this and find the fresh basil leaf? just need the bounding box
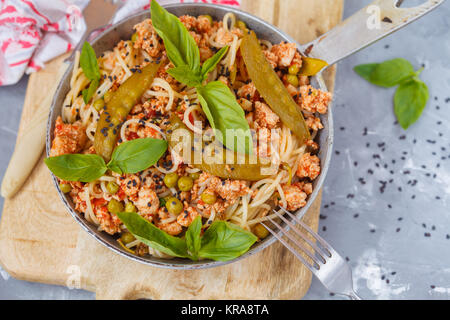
[394,77,429,129]
[369,58,415,87]
[44,154,107,182]
[82,79,99,104]
[197,81,253,155]
[198,221,257,262]
[150,0,200,71]
[80,42,101,81]
[107,138,168,175]
[186,216,202,260]
[167,66,202,88]
[117,211,190,259]
[354,63,379,82]
[201,46,229,81]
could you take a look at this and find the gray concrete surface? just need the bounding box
[0,0,449,299]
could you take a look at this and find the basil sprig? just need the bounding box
[44,154,107,183]
[394,78,429,130]
[80,42,101,104]
[354,58,429,129]
[185,216,202,260]
[150,1,253,154]
[198,82,253,155]
[117,212,258,261]
[45,138,168,182]
[107,138,168,175]
[117,211,190,258]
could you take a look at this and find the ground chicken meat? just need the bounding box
[306,139,319,151]
[285,83,299,97]
[254,101,280,129]
[263,50,278,69]
[297,181,313,195]
[305,116,324,131]
[155,207,183,236]
[215,28,234,46]
[282,183,308,211]
[95,202,122,235]
[193,172,250,209]
[237,98,253,112]
[298,85,332,114]
[179,15,197,30]
[50,116,87,157]
[296,153,321,180]
[120,174,141,201]
[197,198,228,219]
[133,185,159,218]
[257,127,271,158]
[177,206,200,227]
[215,179,251,202]
[237,82,257,101]
[271,42,296,67]
[133,19,162,58]
[196,15,213,33]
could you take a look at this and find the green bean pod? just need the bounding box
[167,116,275,181]
[240,31,310,143]
[94,62,161,161]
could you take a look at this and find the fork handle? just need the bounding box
[348,291,362,300]
[306,0,444,66]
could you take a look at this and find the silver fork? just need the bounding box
[262,208,362,300]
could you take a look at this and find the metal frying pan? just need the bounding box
[46,0,444,270]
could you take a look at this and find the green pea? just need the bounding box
[237,20,247,31]
[121,232,135,245]
[164,173,179,188]
[178,176,193,192]
[253,223,269,239]
[189,172,201,180]
[108,199,124,215]
[106,181,119,194]
[131,32,138,44]
[287,74,299,87]
[92,99,105,112]
[288,64,300,75]
[165,197,183,215]
[201,192,217,205]
[125,202,136,213]
[59,183,72,194]
[201,14,213,25]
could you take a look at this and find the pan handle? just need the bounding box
[305,0,445,66]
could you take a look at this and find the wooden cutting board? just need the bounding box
[0,0,343,300]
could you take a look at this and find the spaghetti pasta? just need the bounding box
[51,12,330,260]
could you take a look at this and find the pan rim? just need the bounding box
[46,3,334,270]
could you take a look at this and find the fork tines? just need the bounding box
[262,207,332,272]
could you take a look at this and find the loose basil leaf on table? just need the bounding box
[82,78,99,104]
[197,81,254,155]
[368,58,415,87]
[394,78,429,129]
[353,63,379,82]
[198,221,258,262]
[117,211,190,258]
[150,0,200,72]
[44,154,107,182]
[80,42,101,81]
[201,46,229,81]
[107,138,168,175]
[185,215,202,260]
